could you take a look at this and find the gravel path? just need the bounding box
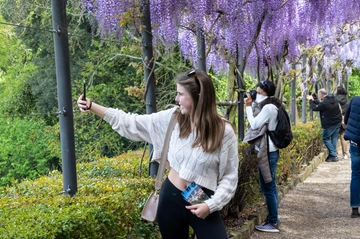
[250,151,360,239]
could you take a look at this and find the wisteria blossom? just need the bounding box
[80,0,360,77]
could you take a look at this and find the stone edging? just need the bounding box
[229,150,327,239]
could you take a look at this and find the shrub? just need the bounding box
[0,125,323,238]
[0,117,61,187]
[0,151,160,239]
[278,120,323,182]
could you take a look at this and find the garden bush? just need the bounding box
[0,122,323,238]
[0,117,61,187]
[0,151,160,239]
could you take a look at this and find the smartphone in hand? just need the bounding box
[83,81,86,101]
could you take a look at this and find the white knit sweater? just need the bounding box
[246,103,279,152]
[103,106,239,213]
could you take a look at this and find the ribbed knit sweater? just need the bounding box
[103,106,239,213]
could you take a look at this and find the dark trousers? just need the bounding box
[350,143,360,207]
[157,178,228,239]
[322,122,342,157]
[259,150,279,224]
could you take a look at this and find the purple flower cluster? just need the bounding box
[80,0,360,76]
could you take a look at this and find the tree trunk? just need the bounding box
[141,0,158,177]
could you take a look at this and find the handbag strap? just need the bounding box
[154,113,177,191]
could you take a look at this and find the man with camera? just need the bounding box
[307,88,342,162]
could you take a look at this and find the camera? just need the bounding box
[244,90,257,100]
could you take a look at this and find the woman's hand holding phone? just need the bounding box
[83,81,86,101]
[78,95,90,112]
[78,81,92,112]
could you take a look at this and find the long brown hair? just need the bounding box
[175,69,226,153]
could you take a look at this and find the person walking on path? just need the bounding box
[307,88,342,162]
[243,80,280,233]
[344,96,360,218]
[335,85,350,160]
[77,69,239,239]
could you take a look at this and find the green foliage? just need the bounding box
[0,15,37,116]
[0,117,61,187]
[72,37,147,161]
[208,71,238,103]
[0,0,96,121]
[349,68,360,98]
[0,124,324,238]
[278,120,323,181]
[0,151,160,239]
[0,2,190,164]
[78,151,149,178]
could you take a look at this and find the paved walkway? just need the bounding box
[250,151,360,239]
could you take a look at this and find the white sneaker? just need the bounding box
[344,155,348,160]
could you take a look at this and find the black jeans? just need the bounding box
[157,178,228,239]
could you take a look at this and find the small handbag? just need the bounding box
[141,114,176,222]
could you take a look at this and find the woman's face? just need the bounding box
[255,86,269,103]
[175,84,193,115]
[256,86,267,96]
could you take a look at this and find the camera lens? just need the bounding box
[244,90,257,100]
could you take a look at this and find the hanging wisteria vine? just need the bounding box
[80,0,360,78]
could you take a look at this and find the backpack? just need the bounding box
[267,104,293,149]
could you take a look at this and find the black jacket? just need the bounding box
[335,94,350,115]
[344,96,360,145]
[309,94,342,129]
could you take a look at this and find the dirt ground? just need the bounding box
[250,149,360,239]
